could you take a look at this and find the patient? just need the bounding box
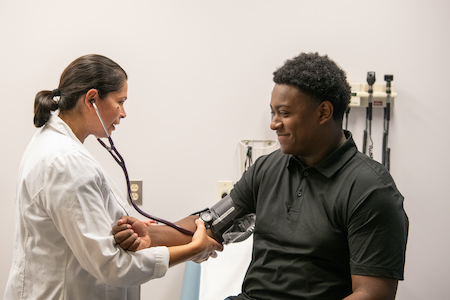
[114,52,408,300]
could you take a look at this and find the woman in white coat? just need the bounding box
[4,54,222,300]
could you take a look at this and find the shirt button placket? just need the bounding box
[297,170,308,197]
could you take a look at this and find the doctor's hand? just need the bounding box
[188,219,224,263]
[113,216,151,252]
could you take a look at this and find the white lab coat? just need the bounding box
[4,115,169,300]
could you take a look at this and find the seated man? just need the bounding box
[114,52,409,300]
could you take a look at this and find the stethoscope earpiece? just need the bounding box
[92,101,111,138]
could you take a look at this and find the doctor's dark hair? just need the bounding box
[33,54,128,127]
[273,52,351,121]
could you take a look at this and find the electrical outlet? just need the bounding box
[130,180,143,206]
[217,181,233,201]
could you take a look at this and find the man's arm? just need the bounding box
[148,215,201,247]
[113,215,217,250]
[343,275,398,300]
[166,218,222,267]
[112,216,223,266]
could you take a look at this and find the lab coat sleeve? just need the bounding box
[42,151,169,287]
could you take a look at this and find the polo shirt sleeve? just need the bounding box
[347,180,409,280]
[230,150,285,215]
[230,164,258,214]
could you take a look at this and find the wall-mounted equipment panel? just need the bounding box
[350,83,397,108]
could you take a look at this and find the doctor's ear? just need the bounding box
[85,88,99,106]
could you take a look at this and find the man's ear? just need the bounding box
[318,101,334,125]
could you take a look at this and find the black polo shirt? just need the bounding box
[229,131,408,300]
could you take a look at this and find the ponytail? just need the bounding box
[33,89,60,127]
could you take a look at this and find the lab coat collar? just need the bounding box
[46,114,83,145]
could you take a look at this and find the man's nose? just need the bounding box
[270,116,281,130]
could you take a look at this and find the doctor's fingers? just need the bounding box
[208,236,224,252]
[191,249,219,263]
[193,238,223,263]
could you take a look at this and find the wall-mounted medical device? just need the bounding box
[350,82,397,107]
[346,73,395,171]
[238,139,279,174]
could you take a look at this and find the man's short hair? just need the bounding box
[273,52,351,121]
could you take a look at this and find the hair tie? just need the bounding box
[52,88,61,103]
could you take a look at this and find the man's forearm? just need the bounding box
[148,215,200,247]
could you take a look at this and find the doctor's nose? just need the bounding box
[120,107,127,119]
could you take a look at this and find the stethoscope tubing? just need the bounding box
[93,102,194,235]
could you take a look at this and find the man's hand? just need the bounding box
[112,216,151,251]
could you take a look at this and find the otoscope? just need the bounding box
[344,107,351,130]
[363,72,375,158]
[382,75,393,171]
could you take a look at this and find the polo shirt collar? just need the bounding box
[287,130,358,178]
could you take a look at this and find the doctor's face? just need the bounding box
[94,80,128,137]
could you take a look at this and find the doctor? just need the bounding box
[4,54,222,300]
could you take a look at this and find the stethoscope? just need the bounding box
[91,101,194,235]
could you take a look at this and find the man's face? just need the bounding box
[270,84,321,158]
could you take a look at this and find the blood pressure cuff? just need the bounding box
[196,194,255,245]
[221,213,255,244]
